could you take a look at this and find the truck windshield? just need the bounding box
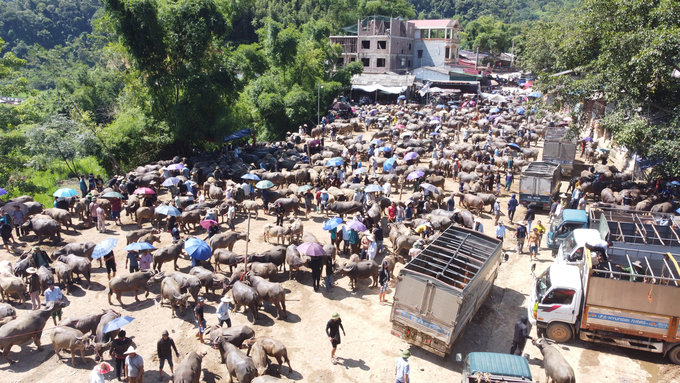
[550,214,563,234]
[536,270,551,302]
[561,234,576,258]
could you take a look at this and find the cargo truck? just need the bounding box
[547,207,680,256]
[390,226,503,356]
[541,127,577,176]
[529,227,680,364]
[519,162,561,209]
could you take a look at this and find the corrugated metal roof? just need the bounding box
[468,352,533,379]
[410,19,454,29]
[351,73,416,87]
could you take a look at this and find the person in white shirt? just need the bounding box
[45,283,63,325]
[242,183,251,200]
[384,182,392,197]
[227,201,236,231]
[217,296,232,327]
[395,350,411,383]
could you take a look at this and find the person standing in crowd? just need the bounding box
[527,228,540,261]
[139,250,153,271]
[514,221,527,253]
[548,197,559,223]
[11,205,24,238]
[473,217,484,233]
[171,222,181,243]
[104,251,117,281]
[534,220,546,246]
[110,197,123,226]
[507,194,518,223]
[126,250,140,273]
[275,202,285,226]
[493,199,501,225]
[348,227,360,255]
[326,312,346,365]
[226,201,236,231]
[395,350,411,383]
[217,296,232,327]
[1,219,14,252]
[31,246,51,269]
[524,205,535,233]
[325,255,334,292]
[510,316,534,355]
[310,255,322,292]
[79,175,88,198]
[304,189,314,219]
[111,330,132,381]
[195,297,207,343]
[378,261,390,305]
[96,204,106,233]
[157,330,179,381]
[124,347,144,383]
[495,221,506,243]
[89,362,112,383]
[26,267,41,310]
[45,282,63,325]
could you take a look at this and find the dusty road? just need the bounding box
[1,128,678,383]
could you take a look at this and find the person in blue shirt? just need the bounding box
[404,202,414,220]
[79,175,88,197]
[507,194,519,223]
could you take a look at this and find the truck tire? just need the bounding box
[669,345,680,365]
[547,322,572,343]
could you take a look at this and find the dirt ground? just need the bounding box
[1,127,679,383]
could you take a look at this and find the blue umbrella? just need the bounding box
[53,188,77,197]
[490,107,500,113]
[0,188,7,196]
[370,139,383,145]
[528,92,542,98]
[92,238,118,260]
[516,107,526,115]
[124,242,155,251]
[326,158,344,167]
[103,316,135,333]
[365,184,383,193]
[162,177,181,187]
[429,132,440,136]
[241,174,260,181]
[507,143,522,151]
[383,158,396,171]
[323,217,343,231]
[377,146,392,152]
[156,205,181,216]
[397,95,406,100]
[185,237,212,261]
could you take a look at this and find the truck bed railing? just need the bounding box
[593,210,680,247]
[405,226,500,291]
[594,249,680,286]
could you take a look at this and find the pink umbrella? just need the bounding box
[394,124,405,129]
[296,242,326,256]
[167,163,185,170]
[348,220,367,232]
[404,152,419,161]
[133,187,156,195]
[200,220,218,230]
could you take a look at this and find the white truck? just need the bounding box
[528,228,680,364]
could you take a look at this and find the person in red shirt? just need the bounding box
[387,202,397,223]
[110,197,123,225]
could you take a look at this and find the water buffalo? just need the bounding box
[247,246,286,271]
[263,224,291,245]
[247,274,286,319]
[247,262,278,281]
[166,271,202,304]
[189,266,223,299]
[532,338,576,383]
[44,207,75,232]
[59,309,119,336]
[0,303,16,319]
[126,228,160,245]
[22,216,61,243]
[228,281,260,323]
[0,301,64,363]
[108,270,164,307]
[213,249,244,273]
[52,242,96,261]
[392,235,423,255]
[159,277,191,318]
[270,197,301,216]
[248,341,269,376]
[53,261,73,293]
[210,232,248,252]
[456,193,485,215]
[174,351,207,383]
[56,254,92,289]
[93,309,120,358]
[335,260,379,290]
[326,201,362,218]
[37,265,54,294]
[50,326,94,365]
[244,337,292,374]
[178,210,203,233]
[0,276,27,306]
[285,244,309,280]
[204,324,255,349]
[218,338,259,382]
[476,193,497,212]
[239,200,262,219]
[153,239,186,271]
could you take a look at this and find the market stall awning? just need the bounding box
[351,84,408,94]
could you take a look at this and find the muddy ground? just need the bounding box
[1,127,678,383]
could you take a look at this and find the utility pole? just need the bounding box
[475,47,479,72]
[317,82,321,126]
[511,39,515,68]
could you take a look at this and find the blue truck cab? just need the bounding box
[546,209,588,255]
[460,352,536,383]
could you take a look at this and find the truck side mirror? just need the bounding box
[523,353,530,360]
[456,353,463,362]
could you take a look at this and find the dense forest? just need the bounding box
[0,0,583,202]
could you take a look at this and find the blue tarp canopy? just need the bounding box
[223,128,252,142]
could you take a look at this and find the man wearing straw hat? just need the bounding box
[124,346,144,383]
[217,296,233,328]
[395,349,411,383]
[326,312,346,364]
[26,267,41,310]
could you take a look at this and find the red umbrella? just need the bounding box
[133,187,156,195]
[200,220,218,230]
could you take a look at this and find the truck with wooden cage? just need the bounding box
[389,226,503,356]
[529,224,680,364]
[541,126,577,176]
